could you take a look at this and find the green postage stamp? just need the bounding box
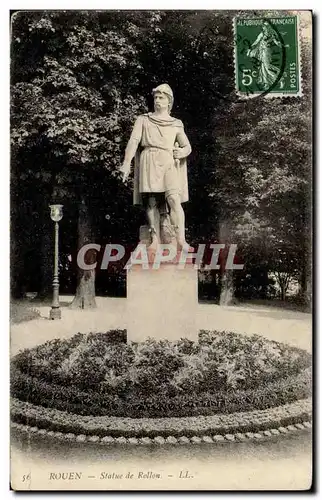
[234,15,301,97]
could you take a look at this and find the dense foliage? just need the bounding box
[11,330,311,418]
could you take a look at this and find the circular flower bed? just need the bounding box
[11,330,311,425]
[11,397,311,444]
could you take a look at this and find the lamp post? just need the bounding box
[49,204,63,320]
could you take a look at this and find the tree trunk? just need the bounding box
[10,159,26,298]
[280,285,286,302]
[220,269,234,305]
[299,235,312,306]
[274,272,290,302]
[218,221,235,306]
[297,199,311,306]
[259,268,269,299]
[10,208,23,298]
[70,196,96,309]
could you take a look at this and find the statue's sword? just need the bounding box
[174,141,180,169]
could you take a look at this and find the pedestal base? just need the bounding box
[140,223,176,246]
[126,264,198,342]
[49,307,61,320]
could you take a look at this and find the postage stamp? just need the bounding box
[234,15,301,98]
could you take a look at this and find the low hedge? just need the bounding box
[11,303,41,324]
[11,397,312,438]
[10,330,312,418]
[11,365,311,418]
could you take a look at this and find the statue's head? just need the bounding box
[152,84,174,113]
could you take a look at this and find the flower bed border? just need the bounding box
[11,366,311,418]
[11,397,312,445]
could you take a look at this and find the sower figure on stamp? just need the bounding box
[120,84,193,253]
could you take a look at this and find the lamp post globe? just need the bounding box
[50,204,63,222]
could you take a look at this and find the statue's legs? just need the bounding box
[159,199,175,244]
[146,195,159,247]
[143,194,190,249]
[158,199,168,222]
[166,193,187,249]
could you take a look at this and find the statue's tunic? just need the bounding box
[130,113,190,205]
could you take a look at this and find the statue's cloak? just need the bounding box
[133,113,189,205]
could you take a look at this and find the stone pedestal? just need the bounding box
[126,264,198,342]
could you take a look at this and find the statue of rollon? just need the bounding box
[120,84,193,253]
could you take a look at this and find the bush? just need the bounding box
[10,303,41,324]
[11,330,312,418]
[11,364,311,418]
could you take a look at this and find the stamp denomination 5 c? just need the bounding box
[234,15,301,98]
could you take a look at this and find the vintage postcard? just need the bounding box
[10,10,312,491]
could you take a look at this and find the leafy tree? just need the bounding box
[11,11,155,306]
[213,14,311,305]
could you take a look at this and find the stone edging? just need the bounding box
[11,397,312,445]
[11,420,312,445]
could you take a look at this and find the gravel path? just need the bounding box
[11,296,312,356]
